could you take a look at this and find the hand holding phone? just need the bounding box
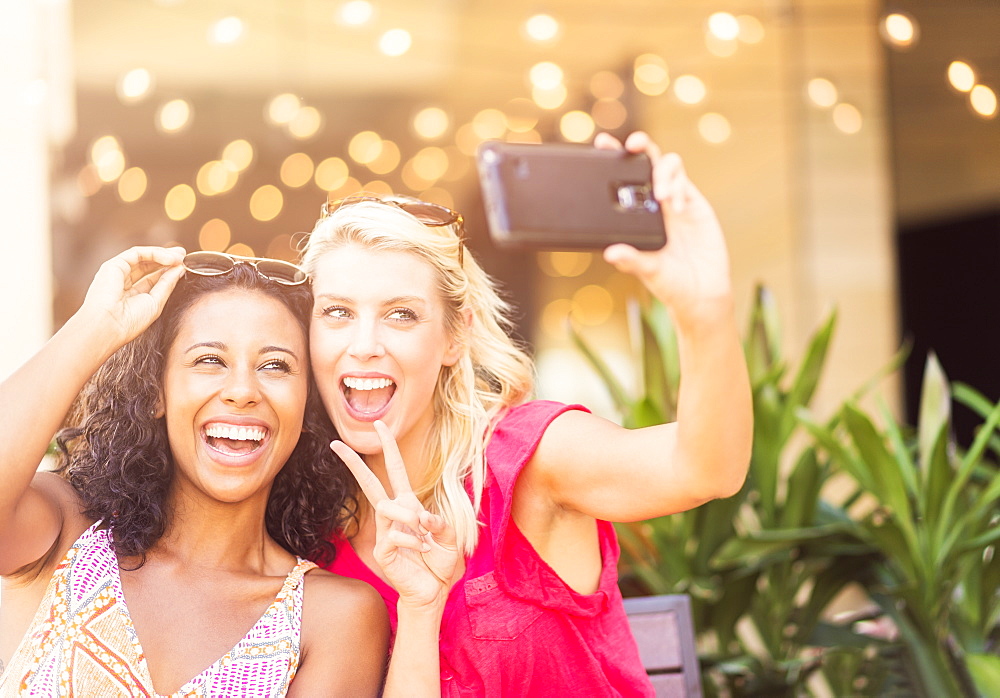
[476,141,667,251]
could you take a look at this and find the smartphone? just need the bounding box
[476,141,666,251]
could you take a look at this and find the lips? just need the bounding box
[341,374,396,421]
[202,421,270,463]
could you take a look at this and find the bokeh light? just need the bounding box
[970,85,998,117]
[339,0,373,26]
[117,167,147,202]
[288,105,322,139]
[117,68,153,104]
[379,29,412,56]
[157,99,192,133]
[560,111,595,142]
[633,54,669,96]
[505,98,539,133]
[833,103,863,133]
[315,157,350,191]
[472,108,507,140]
[199,218,232,251]
[222,139,254,171]
[280,153,315,188]
[674,75,706,104]
[367,140,401,174]
[165,184,196,221]
[948,61,976,92]
[708,12,740,41]
[530,62,564,90]
[698,113,731,143]
[267,93,301,125]
[571,284,614,326]
[539,251,593,278]
[413,107,449,139]
[807,78,839,108]
[532,84,568,110]
[590,71,625,100]
[349,130,384,164]
[881,12,918,48]
[250,185,283,221]
[591,99,627,130]
[210,16,244,44]
[524,14,559,42]
[737,15,765,43]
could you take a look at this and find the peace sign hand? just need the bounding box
[331,421,462,610]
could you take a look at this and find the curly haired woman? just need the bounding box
[0,247,449,697]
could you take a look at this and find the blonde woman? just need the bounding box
[301,132,753,696]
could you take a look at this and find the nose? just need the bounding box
[220,365,262,408]
[347,318,386,360]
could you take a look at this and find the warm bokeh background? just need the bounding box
[2,0,998,426]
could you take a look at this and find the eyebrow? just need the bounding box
[182,341,300,359]
[314,294,427,306]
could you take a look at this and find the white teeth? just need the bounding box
[343,376,394,391]
[205,424,267,441]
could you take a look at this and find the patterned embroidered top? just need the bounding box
[0,522,317,697]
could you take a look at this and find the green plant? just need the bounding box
[801,355,1000,696]
[572,287,886,695]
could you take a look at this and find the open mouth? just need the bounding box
[204,423,268,456]
[342,376,396,416]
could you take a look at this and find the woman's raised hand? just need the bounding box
[332,421,461,609]
[595,131,733,324]
[80,246,187,346]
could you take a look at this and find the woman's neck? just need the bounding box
[147,485,282,574]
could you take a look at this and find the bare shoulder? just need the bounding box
[301,567,387,626]
[294,568,389,697]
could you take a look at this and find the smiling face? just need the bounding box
[161,288,308,506]
[309,245,462,463]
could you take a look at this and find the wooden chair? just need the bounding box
[622,594,703,697]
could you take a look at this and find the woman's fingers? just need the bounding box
[373,420,414,498]
[374,498,425,535]
[420,510,457,550]
[331,440,389,506]
[593,132,623,151]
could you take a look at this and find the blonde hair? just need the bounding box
[300,200,534,555]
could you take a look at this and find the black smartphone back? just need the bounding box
[476,141,666,251]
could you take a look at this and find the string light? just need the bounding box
[881,12,918,48]
[157,99,192,133]
[674,75,706,104]
[379,29,412,56]
[338,1,374,26]
[209,16,244,44]
[807,78,838,108]
[249,185,283,221]
[970,85,997,118]
[413,107,450,139]
[530,62,564,90]
[524,14,560,42]
[948,61,976,92]
[117,69,153,104]
[832,103,863,134]
[165,184,196,221]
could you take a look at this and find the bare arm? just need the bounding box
[0,246,185,574]
[524,132,752,523]
[333,421,461,698]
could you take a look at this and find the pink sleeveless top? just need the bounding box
[327,400,654,697]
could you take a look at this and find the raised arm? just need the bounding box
[0,246,185,574]
[332,421,462,698]
[526,132,753,523]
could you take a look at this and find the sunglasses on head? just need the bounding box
[183,251,309,286]
[319,193,466,264]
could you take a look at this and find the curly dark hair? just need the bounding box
[56,262,355,567]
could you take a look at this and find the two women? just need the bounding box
[0,248,443,696]
[302,132,753,695]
